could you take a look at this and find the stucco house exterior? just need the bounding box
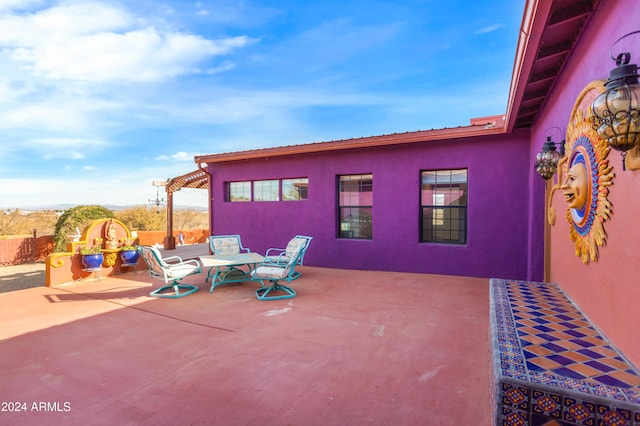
[195,0,639,368]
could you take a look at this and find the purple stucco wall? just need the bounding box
[208,129,533,280]
[526,151,547,281]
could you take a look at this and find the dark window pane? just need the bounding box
[339,207,372,239]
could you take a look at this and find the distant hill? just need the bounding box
[5,204,208,212]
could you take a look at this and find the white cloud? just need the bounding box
[0,1,256,83]
[475,24,504,34]
[0,2,133,44]
[43,151,85,160]
[39,139,104,160]
[155,151,200,162]
[0,160,209,207]
[196,1,209,16]
[205,60,236,74]
[0,100,113,132]
[150,86,381,126]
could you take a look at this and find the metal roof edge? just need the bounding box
[195,115,507,164]
[505,0,553,132]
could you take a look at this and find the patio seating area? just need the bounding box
[0,265,491,425]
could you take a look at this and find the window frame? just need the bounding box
[226,177,309,202]
[253,179,280,202]
[227,181,251,202]
[420,169,468,244]
[281,178,309,201]
[337,173,373,240]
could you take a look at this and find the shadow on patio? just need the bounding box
[0,266,491,425]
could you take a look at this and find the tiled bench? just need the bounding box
[490,278,640,425]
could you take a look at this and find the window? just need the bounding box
[228,181,251,202]
[338,174,372,239]
[420,169,467,243]
[282,178,309,201]
[226,178,308,202]
[253,180,279,201]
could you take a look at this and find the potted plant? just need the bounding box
[80,245,104,269]
[119,239,139,265]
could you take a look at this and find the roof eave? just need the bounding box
[195,118,506,165]
[504,0,553,132]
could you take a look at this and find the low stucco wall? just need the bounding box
[137,229,208,246]
[46,252,144,287]
[45,222,210,286]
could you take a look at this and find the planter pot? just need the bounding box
[120,250,139,264]
[82,253,104,269]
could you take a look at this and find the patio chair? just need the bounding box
[251,244,307,301]
[207,234,252,283]
[209,234,251,255]
[263,235,312,280]
[137,245,201,298]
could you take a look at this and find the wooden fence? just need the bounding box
[0,231,55,266]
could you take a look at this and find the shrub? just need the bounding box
[53,206,115,253]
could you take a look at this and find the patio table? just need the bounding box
[199,252,265,293]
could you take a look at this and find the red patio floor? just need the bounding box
[0,266,491,425]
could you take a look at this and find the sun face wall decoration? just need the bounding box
[547,80,615,264]
[564,109,614,263]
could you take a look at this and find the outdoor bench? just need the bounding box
[489,278,640,425]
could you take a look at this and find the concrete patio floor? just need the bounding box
[0,265,492,425]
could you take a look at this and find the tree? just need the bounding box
[174,208,208,230]
[116,206,166,231]
[0,210,59,237]
[115,207,208,232]
[0,209,20,236]
[53,206,115,252]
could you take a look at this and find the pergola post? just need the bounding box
[164,190,176,250]
[156,169,209,251]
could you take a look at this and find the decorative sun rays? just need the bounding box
[564,108,614,263]
[546,80,615,264]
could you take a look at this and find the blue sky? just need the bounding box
[0,0,524,209]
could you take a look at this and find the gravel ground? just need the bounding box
[0,262,46,293]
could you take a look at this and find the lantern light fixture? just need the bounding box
[535,129,566,180]
[591,30,640,170]
[149,183,166,214]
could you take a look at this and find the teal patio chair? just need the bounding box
[209,234,251,255]
[206,234,252,283]
[137,245,201,298]
[263,235,312,280]
[251,243,308,301]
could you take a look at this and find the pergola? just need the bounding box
[156,168,210,249]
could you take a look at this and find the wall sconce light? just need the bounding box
[591,30,640,170]
[535,130,566,180]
